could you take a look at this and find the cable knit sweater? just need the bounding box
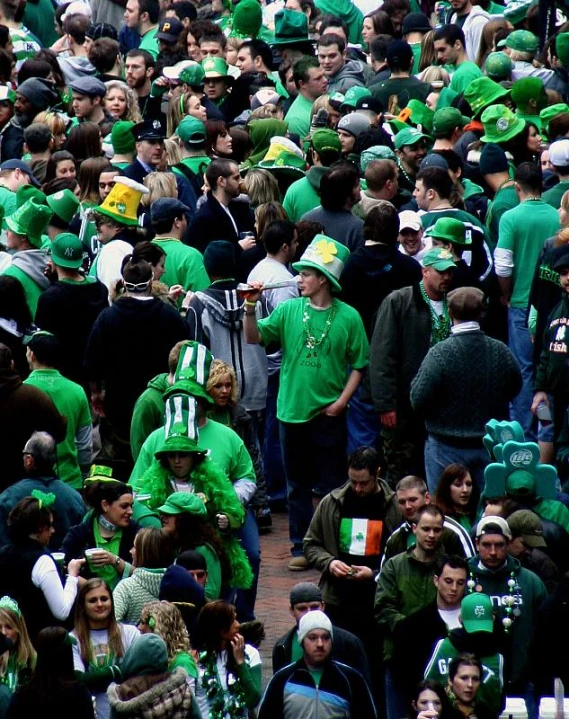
[410,328,522,439]
[113,568,165,625]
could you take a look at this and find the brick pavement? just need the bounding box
[255,512,320,684]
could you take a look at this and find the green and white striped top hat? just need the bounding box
[155,394,207,457]
[292,234,350,292]
[163,341,214,405]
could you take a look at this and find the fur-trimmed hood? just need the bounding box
[108,667,193,719]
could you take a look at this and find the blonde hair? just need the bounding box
[141,171,178,206]
[164,137,182,166]
[310,94,334,126]
[167,91,202,138]
[249,104,284,121]
[243,168,280,206]
[255,201,287,238]
[0,606,36,679]
[104,81,142,123]
[140,601,191,663]
[420,65,450,89]
[33,110,67,138]
[207,359,239,405]
[418,30,435,72]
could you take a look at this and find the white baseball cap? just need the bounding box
[399,210,422,232]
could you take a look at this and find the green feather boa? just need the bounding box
[138,458,253,589]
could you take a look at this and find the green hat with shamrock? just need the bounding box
[480,104,526,144]
[422,247,456,271]
[93,176,148,226]
[157,491,207,517]
[201,56,233,82]
[341,86,372,110]
[292,234,350,292]
[6,198,53,248]
[463,77,510,119]
[46,189,80,225]
[428,217,471,246]
[155,394,207,458]
[164,341,215,405]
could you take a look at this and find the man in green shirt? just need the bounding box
[124,0,159,60]
[434,25,482,95]
[480,143,518,250]
[172,115,211,188]
[150,197,210,292]
[244,235,369,570]
[285,57,328,139]
[543,139,569,209]
[24,332,92,488]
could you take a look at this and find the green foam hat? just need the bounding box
[484,440,557,500]
[463,77,510,119]
[461,593,494,634]
[155,394,207,458]
[292,234,349,292]
[6,198,53,248]
[341,86,372,110]
[393,126,429,150]
[164,341,214,405]
[157,491,207,517]
[46,189,80,225]
[429,217,470,246]
[269,8,310,46]
[422,247,456,271]
[50,232,83,269]
[485,52,513,81]
[480,104,526,144]
[483,419,525,460]
[16,185,46,209]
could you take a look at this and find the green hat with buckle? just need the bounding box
[269,8,310,46]
[201,56,233,81]
[157,491,207,517]
[481,104,526,144]
[155,394,207,458]
[432,107,468,138]
[429,217,471,246]
[50,232,83,269]
[499,29,538,53]
[46,189,80,225]
[6,198,53,248]
[179,63,205,88]
[464,77,510,119]
[292,234,349,292]
[422,247,456,271]
[341,86,372,110]
[164,341,215,405]
[485,51,513,81]
[393,126,429,150]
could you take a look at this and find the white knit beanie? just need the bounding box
[297,610,333,646]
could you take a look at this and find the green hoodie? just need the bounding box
[282,167,327,223]
[241,119,289,168]
[130,373,170,461]
[113,568,166,625]
[121,634,168,677]
[467,555,546,686]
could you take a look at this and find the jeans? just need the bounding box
[279,412,347,555]
[233,508,260,621]
[508,307,536,441]
[424,434,489,494]
[346,384,380,455]
[385,665,409,719]
[263,373,287,503]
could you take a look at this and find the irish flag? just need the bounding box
[339,519,383,557]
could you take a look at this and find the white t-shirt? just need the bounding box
[438,607,461,630]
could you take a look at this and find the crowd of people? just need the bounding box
[1,0,569,716]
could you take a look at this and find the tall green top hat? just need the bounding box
[6,198,53,248]
[164,341,214,405]
[292,234,350,292]
[155,394,207,458]
[429,217,471,246]
[270,8,310,46]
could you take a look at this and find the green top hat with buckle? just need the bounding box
[429,217,471,246]
[46,189,80,225]
[164,341,214,405]
[480,104,526,144]
[270,8,310,46]
[157,491,208,517]
[16,185,46,209]
[6,198,53,248]
[292,234,349,292]
[155,394,207,458]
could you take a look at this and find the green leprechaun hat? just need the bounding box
[293,234,349,292]
[93,176,148,226]
[164,341,215,405]
[6,198,53,248]
[155,394,207,458]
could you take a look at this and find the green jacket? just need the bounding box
[130,373,170,461]
[303,479,402,607]
[375,549,441,660]
[467,555,547,686]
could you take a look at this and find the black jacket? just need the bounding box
[272,624,372,688]
[186,194,255,254]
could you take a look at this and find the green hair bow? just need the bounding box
[31,490,56,509]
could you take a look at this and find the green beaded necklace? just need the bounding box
[302,299,337,357]
[419,281,451,346]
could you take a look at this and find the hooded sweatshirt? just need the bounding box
[113,568,166,625]
[282,166,327,223]
[3,249,50,317]
[130,373,170,461]
[58,56,97,84]
[241,119,289,168]
[187,281,269,410]
[326,59,367,95]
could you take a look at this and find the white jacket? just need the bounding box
[450,5,491,62]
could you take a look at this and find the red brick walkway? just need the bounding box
[255,512,320,683]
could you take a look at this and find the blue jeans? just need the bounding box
[263,372,287,502]
[424,434,489,494]
[385,665,409,719]
[346,383,379,455]
[233,508,260,621]
[279,412,347,555]
[508,307,536,441]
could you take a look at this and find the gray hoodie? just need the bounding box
[58,56,97,84]
[326,59,367,95]
[11,249,51,290]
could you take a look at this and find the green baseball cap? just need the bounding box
[157,491,207,517]
[485,51,513,81]
[429,217,471,246]
[393,126,429,150]
[179,63,205,88]
[511,77,547,112]
[341,86,372,110]
[432,107,468,138]
[0,86,15,104]
[464,77,510,119]
[481,104,526,144]
[461,593,494,634]
[507,509,546,547]
[178,116,206,145]
[46,189,80,225]
[50,232,84,269]
[311,129,342,155]
[422,247,456,271]
[499,29,538,53]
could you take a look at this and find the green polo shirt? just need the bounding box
[138,26,159,60]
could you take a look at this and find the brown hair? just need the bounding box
[134,527,176,569]
[74,579,125,667]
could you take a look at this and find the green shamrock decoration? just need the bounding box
[484,440,557,500]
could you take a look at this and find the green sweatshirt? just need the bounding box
[282,167,327,223]
[130,373,170,461]
[151,238,210,292]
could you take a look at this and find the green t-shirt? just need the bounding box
[138,26,159,60]
[285,93,314,140]
[172,156,211,179]
[150,238,210,291]
[282,169,326,224]
[170,651,198,679]
[24,369,91,487]
[496,199,561,308]
[486,183,518,250]
[450,61,483,94]
[130,418,256,487]
[308,668,324,686]
[197,542,222,601]
[542,179,569,210]
[257,297,369,423]
[410,43,421,75]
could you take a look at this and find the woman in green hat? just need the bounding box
[480,104,542,166]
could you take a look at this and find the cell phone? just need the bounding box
[536,401,552,425]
